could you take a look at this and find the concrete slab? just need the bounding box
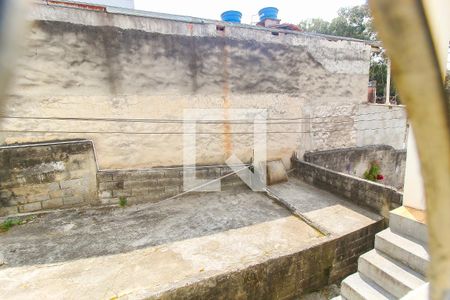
[0,189,300,267]
[0,189,326,299]
[267,177,382,235]
[0,180,383,299]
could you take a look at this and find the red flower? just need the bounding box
[376,174,384,180]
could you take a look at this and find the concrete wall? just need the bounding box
[292,158,402,218]
[68,0,134,9]
[97,165,248,205]
[148,220,385,299]
[0,139,250,216]
[356,104,408,149]
[304,145,406,190]
[0,140,97,216]
[0,3,390,170]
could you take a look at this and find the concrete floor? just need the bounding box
[0,180,381,299]
[0,189,294,267]
[268,177,382,236]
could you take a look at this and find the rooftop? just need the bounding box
[0,180,380,299]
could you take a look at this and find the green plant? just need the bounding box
[0,218,21,232]
[119,196,127,207]
[364,162,382,182]
[0,216,35,233]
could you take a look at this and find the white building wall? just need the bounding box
[403,128,426,210]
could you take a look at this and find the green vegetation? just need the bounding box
[364,162,383,182]
[119,196,128,207]
[299,4,398,100]
[0,216,35,233]
[299,5,374,40]
[0,219,21,232]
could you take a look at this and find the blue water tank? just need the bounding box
[258,7,279,21]
[221,10,242,23]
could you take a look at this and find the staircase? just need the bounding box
[333,207,429,300]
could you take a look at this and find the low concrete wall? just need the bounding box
[147,219,385,299]
[0,139,250,216]
[304,145,406,190]
[0,140,98,216]
[97,166,248,205]
[292,158,402,217]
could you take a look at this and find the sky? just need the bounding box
[134,0,366,24]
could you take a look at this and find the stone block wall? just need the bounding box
[292,158,402,218]
[97,166,249,205]
[0,140,98,216]
[0,138,250,216]
[304,145,406,190]
[146,219,385,299]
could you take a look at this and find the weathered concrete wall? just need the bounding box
[0,140,97,216]
[97,165,248,205]
[0,139,250,216]
[148,220,385,299]
[292,158,402,218]
[0,3,383,169]
[69,0,134,9]
[304,145,406,190]
[356,104,408,149]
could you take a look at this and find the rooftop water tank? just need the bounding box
[258,7,279,22]
[221,10,242,23]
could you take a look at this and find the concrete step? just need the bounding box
[389,207,427,245]
[358,249,426,298]
[375,228,429,275]
[341,272,395,300]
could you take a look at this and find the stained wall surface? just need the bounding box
[0,140,98,216]
[0,3,406,169]
[304,145,406,190]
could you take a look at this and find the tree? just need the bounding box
[299,5,374,41]
[299,4,398,101]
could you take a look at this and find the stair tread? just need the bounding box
[377,228,428,257]
[376,228,429,261]
[359,249,426,295]
[389,209,428,244]
[341,272,395,300]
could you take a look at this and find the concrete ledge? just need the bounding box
[303,145,406,190]
[291,157,402,217]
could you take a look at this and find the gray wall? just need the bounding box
[0,3,388,170]
[0,140,249,216]
[68,0,134,9]
[97,166,248,205]
[0,140,98,216]
[292,158,403,218]
[303,145,406,190]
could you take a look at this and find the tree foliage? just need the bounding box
[299,4,398,100]
[299,5,374,41]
